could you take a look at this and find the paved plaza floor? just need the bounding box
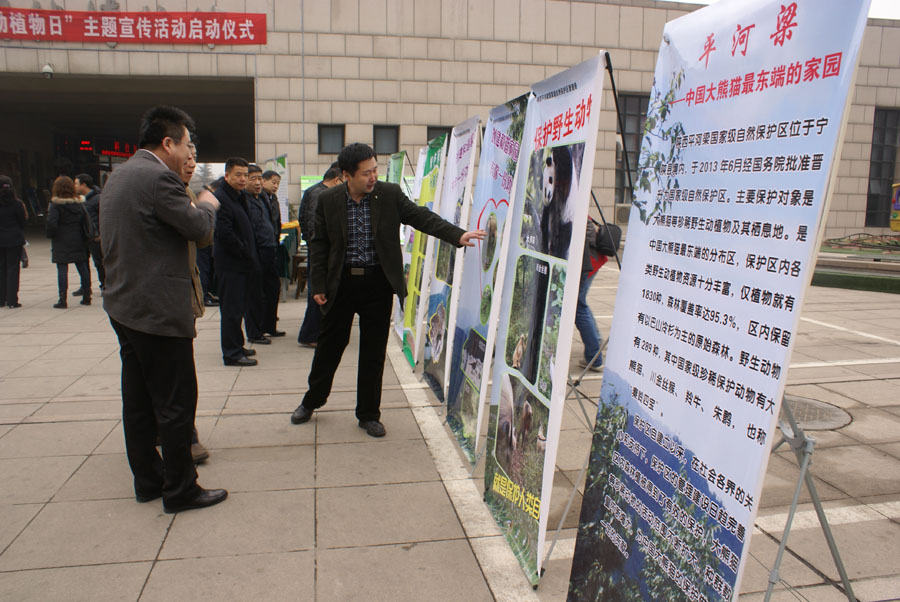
[1,235,899,601]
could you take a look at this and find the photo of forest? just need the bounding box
[504,255,549,385]
[538,265,566,397]
[567,370,732,601]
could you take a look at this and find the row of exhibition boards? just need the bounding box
[382,0,871,597]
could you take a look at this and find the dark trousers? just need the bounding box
[258,246,280,335]
[88,239,105,288]
[57,261,90,298]
[110,318,199,504]
[197,245,215,300]
[218,270,249,361]
[0,245,22,306]
[301,267,393,421]
[244,268,265,339]
[297,277,322,344]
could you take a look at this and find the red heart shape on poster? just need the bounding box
[476,197,508,253]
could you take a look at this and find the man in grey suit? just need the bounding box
[101,106,228,513]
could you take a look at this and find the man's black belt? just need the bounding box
[343,265,380,276]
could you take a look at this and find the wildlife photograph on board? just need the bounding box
[446,94,528,464]
[423,116,479,401]
[483,54,606,586]
[566,1,871,600]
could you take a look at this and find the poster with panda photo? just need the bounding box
[423,116,479,401]
[483,55,605,586]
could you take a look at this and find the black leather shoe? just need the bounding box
[80,297,91,306]
[136,491,162,503]
[241,347,257,357]
[163,487,228,513]
[224,356,258,367]
[291,405,313,424]
[203,298,219,307]
[359,420,386,438]
[72,288,84,297]
[266,330,286,337]
[248,336,271,345]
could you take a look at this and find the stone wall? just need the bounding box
[1,0,898,236]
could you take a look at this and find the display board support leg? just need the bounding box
[764,403,856,602]
[468,448,485,477]
[540,340,607,572]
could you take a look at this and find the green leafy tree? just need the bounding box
[633,69,686,224]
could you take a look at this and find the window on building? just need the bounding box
[615,94,650,208]
[318,124,345,155]
[427,126,452,143]
[866,108,900,228]
[374,125,400,155]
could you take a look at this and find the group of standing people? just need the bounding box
[0,172,105,309]
[210,158,285,367]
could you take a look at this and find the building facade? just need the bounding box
[1,0,898,238]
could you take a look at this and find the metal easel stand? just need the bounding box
[764,402,856,601]
[540,342,606,575]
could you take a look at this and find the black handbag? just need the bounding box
[594,223,622,257]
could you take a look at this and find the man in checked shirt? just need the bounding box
[291,143,484,437]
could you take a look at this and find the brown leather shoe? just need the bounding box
[191,442,210,464]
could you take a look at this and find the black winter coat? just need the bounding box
[213,182,259,274]
[83,187,101,234]
[46,197,89,264]
[0,199,26,248]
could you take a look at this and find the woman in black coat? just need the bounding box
[0,175,26,308]
[46,176,91,308]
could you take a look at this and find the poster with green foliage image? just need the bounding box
[484,55,605,585]
[444,95,528,464]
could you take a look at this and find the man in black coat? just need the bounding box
[101,105,227,513]
[261,170,282,239]
[246,164,284,340]
[297,162,337,239]
[290,143,484,437]
[213,157,261,367]
[74,173,104,292]
[297,165,342,347]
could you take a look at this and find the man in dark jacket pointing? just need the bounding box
[290,143,484,437]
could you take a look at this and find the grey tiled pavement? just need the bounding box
[1,236,899,601]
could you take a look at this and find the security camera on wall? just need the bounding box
[41,64,54,79]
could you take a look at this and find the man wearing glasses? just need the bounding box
[101,106,227,513]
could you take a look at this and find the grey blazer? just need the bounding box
[100,150,216,338]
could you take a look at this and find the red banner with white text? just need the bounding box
[0,8,266,45]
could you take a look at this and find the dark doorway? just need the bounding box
[0,73,254,216]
